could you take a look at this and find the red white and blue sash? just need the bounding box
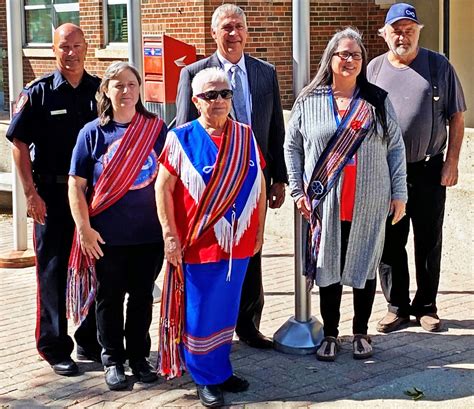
[305,90,373,287]
[159,119,262,379]
[66,113,164,324]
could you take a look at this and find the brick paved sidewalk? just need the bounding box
[0,213,472,408]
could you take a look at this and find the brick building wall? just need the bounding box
[2,0,391,110]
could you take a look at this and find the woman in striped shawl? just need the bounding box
[68,62,166,390]
[156,67,266,407]
[284,28,407,362]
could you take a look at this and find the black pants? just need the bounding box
[319,222,376,338]
[34,183,99,365]
[95,242,164,367]
[235,251,264,338]
[380,154,446,317]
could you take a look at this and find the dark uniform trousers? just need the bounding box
[319,222,377,338]
[34,182,99,364]
[95,243,164,367]
[380,154,446,317]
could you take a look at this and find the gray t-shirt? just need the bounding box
[367,48,466,163]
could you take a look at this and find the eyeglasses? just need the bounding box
[196,89,233,101]
[333,51,363,61]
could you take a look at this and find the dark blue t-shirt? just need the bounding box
[69,117,167,246]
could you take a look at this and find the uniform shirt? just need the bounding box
[69,118,167,246]
[6,70,100,175]
[367,48,466,163]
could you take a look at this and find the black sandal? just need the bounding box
[316,336,340,362]
[352,334,373,360]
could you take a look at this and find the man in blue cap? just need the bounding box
[368,3,466,333]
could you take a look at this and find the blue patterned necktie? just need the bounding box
[230,65,249,124]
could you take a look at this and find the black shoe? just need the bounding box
[76,345,101,363]
[51,358,78,376]
[239,332,273,349]
[104,364,128,390]
[130,359,158,383]
[219,374,249,392]
[196,384,224,408]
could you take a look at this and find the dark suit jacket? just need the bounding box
[175,52,287,185]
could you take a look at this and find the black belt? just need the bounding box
[35,174,69,184]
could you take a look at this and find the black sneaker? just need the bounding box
[104,364,128,390]
[130,359,158,383]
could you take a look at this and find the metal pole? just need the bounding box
[273,0,323,354]
[127,0,162,300]
[7,0,27,251]
[127,0,144,87]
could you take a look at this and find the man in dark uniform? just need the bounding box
[6,23,101,375]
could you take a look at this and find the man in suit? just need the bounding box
[175,3,287,349]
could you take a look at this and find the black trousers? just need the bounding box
[95,242,164,367]
[379,154,446,317]
[34,183,99,365]
[235,251,264,338]
[319,222,376,338]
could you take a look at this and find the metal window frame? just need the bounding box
[22,0,79,47]
[103,0,128,46]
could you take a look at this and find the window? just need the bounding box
[105,0,128,44]
[24,0,79,45]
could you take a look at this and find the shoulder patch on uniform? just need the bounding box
[14,93,29,114]
[24,72,53,89]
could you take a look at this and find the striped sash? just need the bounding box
[305,92,373,287]
[159,120,253,379]
[66,113,164,324]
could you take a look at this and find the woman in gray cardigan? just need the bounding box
[284,28,407,362]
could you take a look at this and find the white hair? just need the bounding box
[211,3,247,30]
[191,67,231,96]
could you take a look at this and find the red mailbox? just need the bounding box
[143,34,196,104]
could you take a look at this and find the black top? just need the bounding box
[6,70,100,176]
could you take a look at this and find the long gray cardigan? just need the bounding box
[284,86,407,289]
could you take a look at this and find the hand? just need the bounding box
[26,190,47,225]
[78,227,105,259]
[390,199,406,225]
[296,196,311,221]
[164,235,182,267]
[441,160,458,187]
[268,182,285,209]
[253,229,264,255]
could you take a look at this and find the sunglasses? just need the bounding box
[196,89,233,101]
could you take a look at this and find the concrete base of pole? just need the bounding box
[0,248,35,268]
[273,316,324,355]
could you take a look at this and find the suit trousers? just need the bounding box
[379,154,446,317]
[34,182,99,365]
[235,251,264,338]
[95,242,163,367]
[319,222,377,337]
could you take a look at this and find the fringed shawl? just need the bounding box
[66,113,164,324]
[158,119,262,379]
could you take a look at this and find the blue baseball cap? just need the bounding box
[385,2,420,25]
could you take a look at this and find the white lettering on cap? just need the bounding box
[405,9,416,18]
